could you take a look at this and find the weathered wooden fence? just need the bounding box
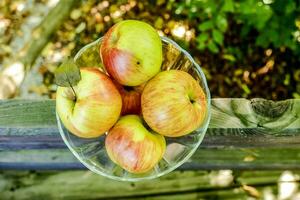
[0,98,299,170]
[2,170,298,199]
[0,98,299,199]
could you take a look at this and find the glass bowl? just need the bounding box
[56,36,211,181]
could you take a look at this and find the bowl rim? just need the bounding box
[57,36,211,181]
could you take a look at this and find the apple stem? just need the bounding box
[66,76,77,101]
[70,85,77,102]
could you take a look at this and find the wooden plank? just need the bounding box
[0,98,299,170]
[0,98,299,148]
[0,99,56,128]
[1,147,300,170]
[0,170,291,199]
[1,98,299,129]
[1,127,300,149]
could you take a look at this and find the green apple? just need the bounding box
[142,70,207,137]
[100,20,162,86]
[56,67,122,138]
[105,115,166,174]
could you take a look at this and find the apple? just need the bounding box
[105,115,166,174]
[113,82,145,115]
[56,67,122,138]
[141,70,207,137]
[100,20,162,86]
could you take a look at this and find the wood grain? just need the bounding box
[0,170,296,199]
[0,98,299,170]
[1,98,299,129]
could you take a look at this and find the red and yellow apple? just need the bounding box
[56,68,122,138]
[105,115,166,174]
[113,82,144,115]
[100,20,162,86]
[142,70,207,137]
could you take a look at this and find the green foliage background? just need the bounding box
[174,0,300,55]
[169,0,300,99]
[31,0,300,100]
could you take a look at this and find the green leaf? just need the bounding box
[255,33,270,48]
[222,0,234,12]
[216,15,228,32]
[197,42,206,50]
[212,29,224,45]
[222,54,236,62]
[293,92,300,99]
[207,40,219,53]
[197,32,209,43]
[241,83,251,95]
[54,58,81,87]
[175,4,184,14]
[198,20,214,31]
[285,1,296,14]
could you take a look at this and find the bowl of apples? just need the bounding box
[56,20,211,181]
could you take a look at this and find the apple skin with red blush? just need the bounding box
[105,115,166,174]
[100,20,162,86]
[141,70,207,137]
[113,81,146,115]
[56,67,122,138]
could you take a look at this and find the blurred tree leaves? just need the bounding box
[38,0,299,100]
[167,0,299,99]
[172,0,300,55]
[222,0,234,12]
[198,21,214,31]
[215,15,228,33]
[212,29,224,46]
